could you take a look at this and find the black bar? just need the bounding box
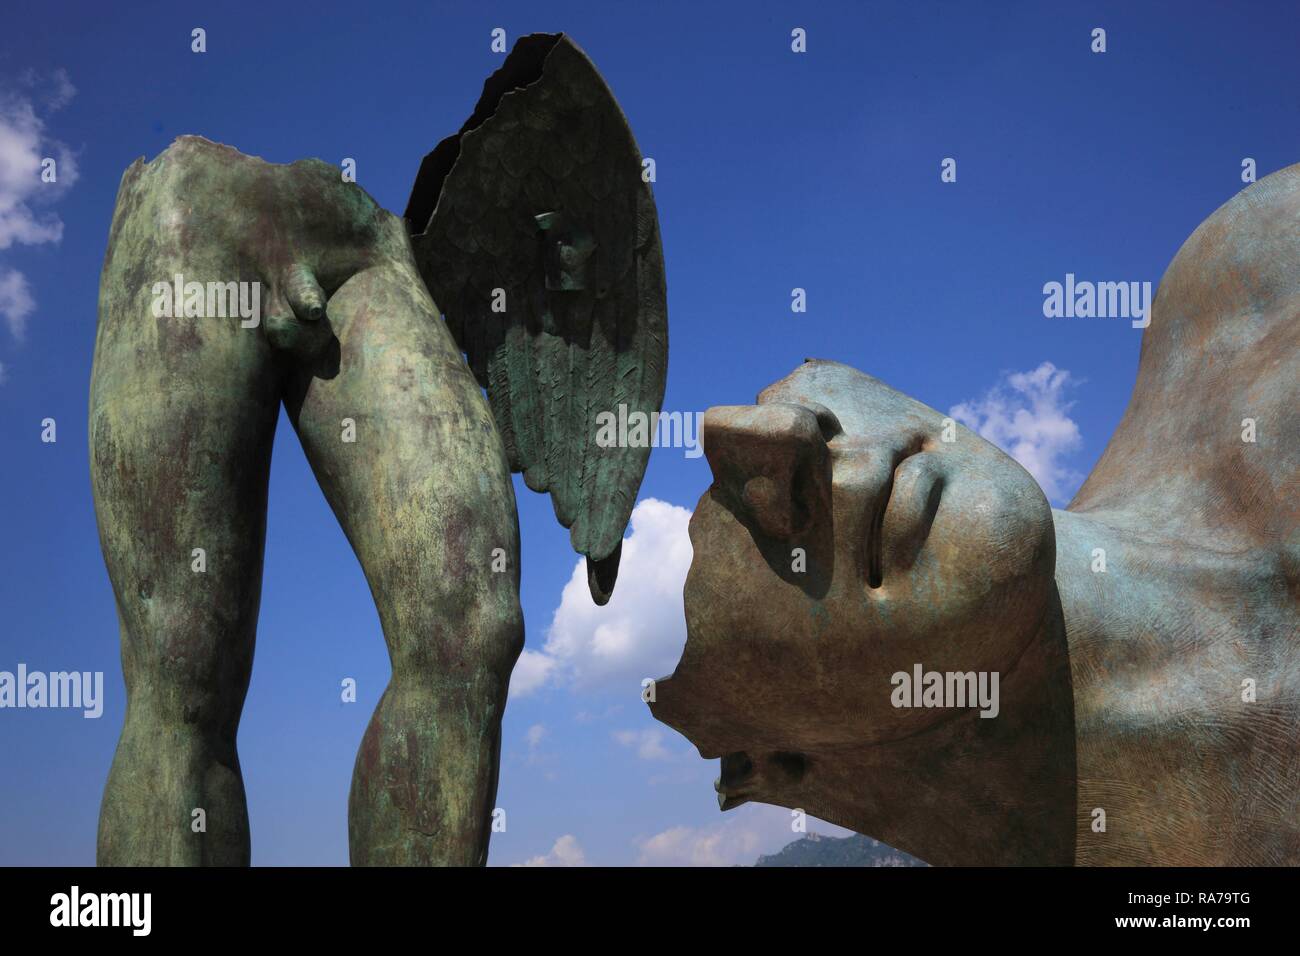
[0,866,1283,942]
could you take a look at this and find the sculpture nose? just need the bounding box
[703,403,833,539]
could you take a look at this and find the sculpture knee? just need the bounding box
[119,596,253,736]
[474,598,525,681]
[388,593,523,696]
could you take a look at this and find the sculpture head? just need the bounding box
[650,360,1057,802]
[646,165,1300,864]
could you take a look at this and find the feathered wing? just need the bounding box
[405,33,668,605]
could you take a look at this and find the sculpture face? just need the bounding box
[650,165,1299,866]
[653,360,1056,764]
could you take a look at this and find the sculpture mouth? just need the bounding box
[714,749,810,811]
[714,751,756,810]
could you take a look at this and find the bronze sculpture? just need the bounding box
[650,164,1298,866]
[91,34,666,865]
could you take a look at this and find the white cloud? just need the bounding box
[637,825,736,866]
[574,704,623,724]
[634,804,846,867]
[0,70,78,345]
[516,834,587,867]
[0,268,35,340]
[508,649,556,699]
[950,362,1084,504]
[612,727,672,761]
[510,498,692,698]
[42,69,77,112]
[524,723,547,749]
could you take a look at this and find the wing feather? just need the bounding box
[405,33,667,603]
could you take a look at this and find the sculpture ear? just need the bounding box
[703,404,832,541]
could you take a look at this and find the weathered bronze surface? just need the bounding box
[91,34,665,865]
[651,164,1298,865]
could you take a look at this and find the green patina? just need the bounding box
[91,34,666,866]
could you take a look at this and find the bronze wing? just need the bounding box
[405,33,668,605]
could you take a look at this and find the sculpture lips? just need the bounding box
[714,751,755,810]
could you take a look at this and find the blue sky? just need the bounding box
[1,0,1296,865]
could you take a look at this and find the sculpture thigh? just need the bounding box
[90,288,279,865]
[284,257,524,866]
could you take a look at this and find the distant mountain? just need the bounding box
[754,832,928,867]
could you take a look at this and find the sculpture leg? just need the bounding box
[90,319,279,866]
[284,260,523,866]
